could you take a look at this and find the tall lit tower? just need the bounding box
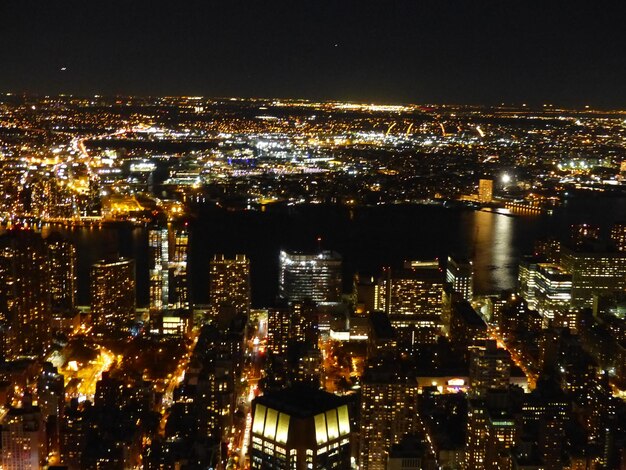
[149,227,169,311]
[359,363,418,470]
[446,256,473,301]
[90,258,136,330]
[209,254,251,318]
[278,251,342,303]
[149,225,189,312]
[45,232,77,313]
[378,261,444,345]
[0,230,52,360]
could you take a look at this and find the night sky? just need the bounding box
[2,0,626,106]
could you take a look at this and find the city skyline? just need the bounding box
[2,3,626,467]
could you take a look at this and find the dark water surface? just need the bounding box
[44,195,626,308]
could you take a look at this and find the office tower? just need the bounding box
[360,363,419,470]
[570,223,600,248]
[610,221,626,252]
[90,258,136,330]
[0,230,51,360]
[209,254,251,319]
[560,245,626,307]
[534,263,572,321]
[250,387,351,470]
[446,256,473,301]
[278,250,342,303]
[149,227,170,311]
[170,226,189,309]
[478,178,493,203]
[469,340,511,397]
[45,232,77,312]
[517,256,541,308]
[379,261,444,345]
[0,396,43,470]
[149,225,189,312]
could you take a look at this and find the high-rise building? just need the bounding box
[278,250,342,304]
[267,306,292,356]
[534,263,572,321]
[517,256,541,308]
[560,246,626,307]
[610,221,626,252]
[465,401,488,469]
[209,254,251,319]
[250,387,351,470]
[359,363,419,470]
[478,179,493,203]
[469,340,511,397]
[149,227,170,311]
[466,398,517,470]
[0,230,52,360]
[446,256,473,301]
[379,261,444,345]
[0,397,43,470]
[90,258,136,331]
[149,225,189,312]
[45,232,77,313]
[170,226,189,310]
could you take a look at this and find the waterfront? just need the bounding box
[44,194,626,307]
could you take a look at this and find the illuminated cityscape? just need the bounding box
[2,1,626,468]
[0,95,623,469]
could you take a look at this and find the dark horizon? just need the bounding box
[2,1,626,108]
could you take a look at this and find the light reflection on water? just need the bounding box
[39,195,626,306]
[472,210,516,293]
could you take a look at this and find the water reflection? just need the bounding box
[472,211,515,294]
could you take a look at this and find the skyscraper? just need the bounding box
[0,397,43,470]
[359,363,419,470]
[378,261,444,345]
[170,226,189,309]
[250,387,351,470]
[148,227,170,311]
[560,245,626,307]
[209,254,251,318]
[90,258,136,331]
[469,340,511,397]
[45,232,77,313]
[534,263,572,321]
[446,256,474,301]
[0,230,52,360]
[278,250,342,304]
[149,225,189,312]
